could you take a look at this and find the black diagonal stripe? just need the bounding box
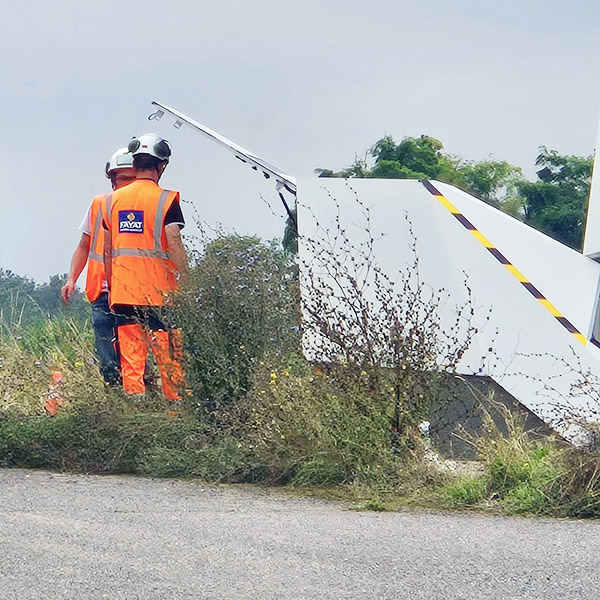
[421,180,442,196]
[522,282,545,299]
[591,337,600,349]
[487,247,510,264]
[454,213,476,230]
[555,316,580,334]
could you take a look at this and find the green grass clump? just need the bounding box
[488,445,559,515]
[0,409,214,476]
[0,412,138,472]
[443,475,487,508]
[358,496,389,511]
[442,411,565,516]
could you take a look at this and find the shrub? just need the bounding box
[176,235,300,411]
[223,358,402,487]
[298,191,482,443]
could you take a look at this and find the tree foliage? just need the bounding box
[317,135,593,250]
[370,135,454,180]
[0,269,88,330]
[518,147,593,250]
[316,135,525,213]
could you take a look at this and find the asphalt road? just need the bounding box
[1,468,599,599]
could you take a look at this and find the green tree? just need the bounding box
[458,160,523,204]
[457,160,525,216]
[518,147,593,250]
[0,270,36,327]
[371,135,454,180]
[316,156,368,179]
[317,136,593,250]
[0,270,88,330]
[316,135,525,211]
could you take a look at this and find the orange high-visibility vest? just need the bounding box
[85,195,108,303]
[104,179,180,306]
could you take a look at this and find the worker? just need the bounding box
[61,148,135,385]
[102,133,188,405]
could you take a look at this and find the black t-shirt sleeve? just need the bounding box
[164,200,185,229]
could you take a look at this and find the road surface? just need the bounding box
[1,468,598,599]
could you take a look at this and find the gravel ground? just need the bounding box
[1,468,599,599]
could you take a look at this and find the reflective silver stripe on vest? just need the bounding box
[154,190,171,251]
[106,193,113,227]
[88,199,105,263]
[112,248,170,259]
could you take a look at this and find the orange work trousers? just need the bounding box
[118,323,184,401]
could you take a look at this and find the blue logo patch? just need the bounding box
[118,210,144,234]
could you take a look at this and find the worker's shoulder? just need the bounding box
[116,179,178,193]
[111,180,180,203]
[90,193,109,208]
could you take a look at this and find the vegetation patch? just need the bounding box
[2,188,600,517]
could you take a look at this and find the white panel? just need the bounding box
[432,180,600,338]
[297,178,600,441]
[583,117,600,258]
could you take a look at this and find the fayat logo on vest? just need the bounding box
[118,210,144,234]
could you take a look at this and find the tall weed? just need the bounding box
[223,358,403,487]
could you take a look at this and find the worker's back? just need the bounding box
[106,179,179,306]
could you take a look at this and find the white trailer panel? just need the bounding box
[297,178,600,441]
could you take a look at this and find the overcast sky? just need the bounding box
[1,0,599,283]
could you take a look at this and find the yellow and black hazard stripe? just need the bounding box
[421,180,587,347]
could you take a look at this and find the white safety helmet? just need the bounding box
[127,133,171,162]
[105,147,134,179]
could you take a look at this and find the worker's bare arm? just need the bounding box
[103,230,112,288]
[165,224,189,284]
[61,233,91,303]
